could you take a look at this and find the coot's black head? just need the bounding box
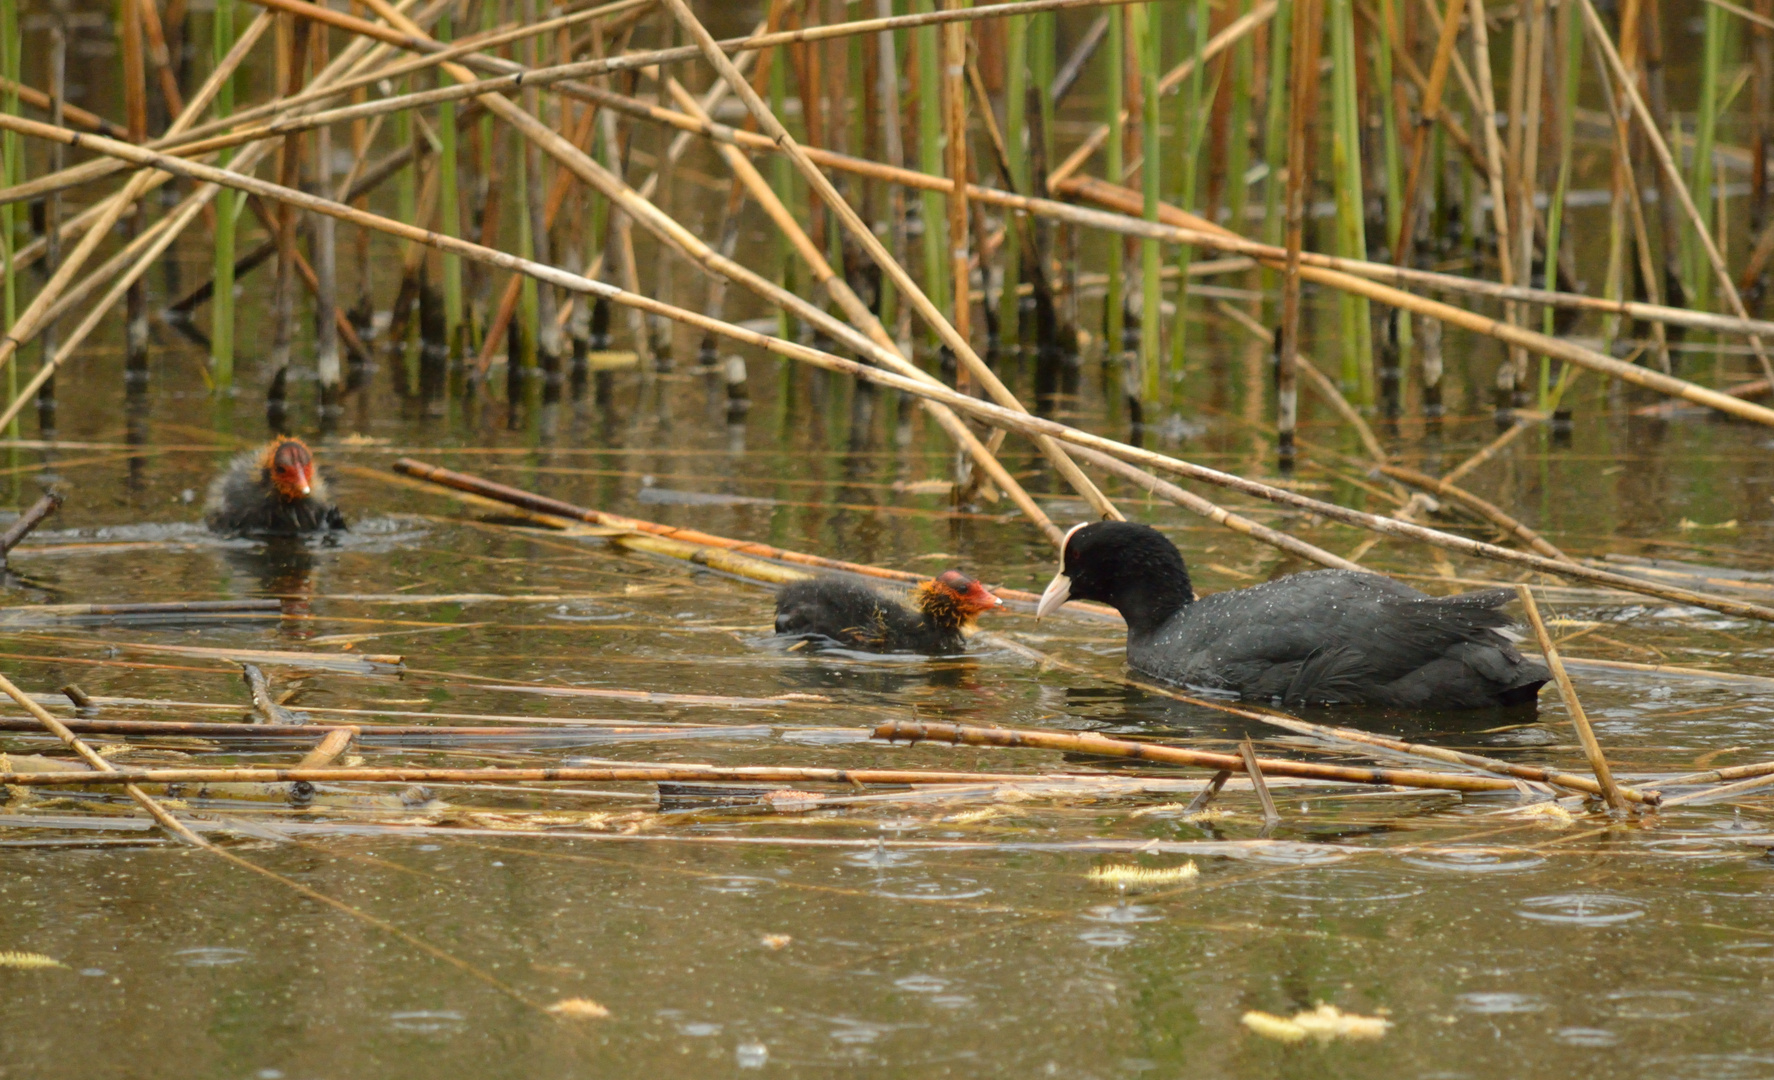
[1036,521,1194,637]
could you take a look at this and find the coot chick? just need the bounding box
[204,437,346,537]
[1037,522,1549,709]
[775,570,1002,654]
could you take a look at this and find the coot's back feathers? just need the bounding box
[774,570,1000,655]
[1042,522,1548,710]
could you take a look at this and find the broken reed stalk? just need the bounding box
[1376,464,1571,561]
[986,632,1661,806]
[0,0,1113,210]
[241,663,303,724]
[0,492,61,561]
[1515,585,1628,811]
[0,670,205,844]
[389,458,1059,601]
[662,80,1062,546]
[35,116,1774,625]
[0,142,277,432]
[1045,0,1277,188]
[1053,175,1774,427]
[875,719,1551,795]
[1578,0,1774,385]
[1060,444,1365,569]
[0,75,130,138]
[658,0,1122,523]
[1238,736,1282,826]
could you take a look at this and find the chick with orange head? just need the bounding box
[203,436,346,536]
[774,569,1002,654]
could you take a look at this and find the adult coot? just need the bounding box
[204,437,346,537]
[1036,522,1549,709]
[775,570,1002,654]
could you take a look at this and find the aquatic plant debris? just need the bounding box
[1241,1004,1392,1044]
[0,951,66,970]
[1087,862,1200,889]
[1511,802,1577,827]
[545,998,611,1020]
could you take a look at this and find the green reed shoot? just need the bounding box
[1540,0,1580,404]
[1105,7,1124,354]
[1328,0,1372,403]
[1135,2,1161,404]
[917,0,949,328]
[210,0,236,390]
[998,11,1026,347]
[1169,0,1211,381]
[1260,0,1291,307]
[438,8,463,355]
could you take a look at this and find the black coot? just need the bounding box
[1037,522,1549,709]
[775,570,1002,654]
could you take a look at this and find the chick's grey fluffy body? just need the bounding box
[203,449,345,536]
[774,578,970,654]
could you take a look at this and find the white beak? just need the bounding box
[1035,571,1071,619]
[298,483,311,496]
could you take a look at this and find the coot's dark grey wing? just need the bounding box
[1128,571,1541,706]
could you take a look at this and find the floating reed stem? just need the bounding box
[0,670,205,844]
[1515,585,1628,812]
[0,764,1100,787]
[876,719,1546,795]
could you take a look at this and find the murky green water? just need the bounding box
[0,309,1768,1077]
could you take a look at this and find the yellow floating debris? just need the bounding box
[0,951,66,970]
[1086,862,1199,889]
[1512,801,1576,827]
[761,934,792,950]
[941,807,1001,824]
[1242,1003,1391,1044]
[585,351,640,370]
[1678,518,1739,531]
[545,997,611,1020]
